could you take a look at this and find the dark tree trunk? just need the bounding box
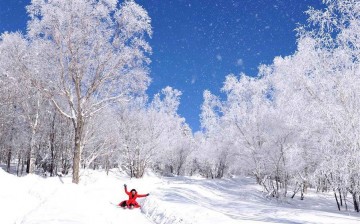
[255,174,262,184]
[216,162,225,179]
[334,191,341,211]
[300,183,305,200]
[7,147,12,173]
[16,153,21,176]
[21,157,25,175]
[50,149,55,176]
[62,158,69,175]
[26,152,30,174]
[352,192,359,212]
[169,165,174,174]
[338,189,343,207]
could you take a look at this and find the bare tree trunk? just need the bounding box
[275,168,280,196]
[16,153,21,176]
[344,192,348,210]
[255,173,262,184]
[271,178,277,197]
[291,182,301,199]
[169,165,174,174]
[50,145,55,177]
[105,156,110,176]
[138,160,146,178]
[27,98,40,174]
[6,147,12,173]
[130,160,134,178]
[176,160,183,176]
[71,73,84,183]
[28,134,37,173]
[21,156,25,175]
[26,150,30,173]
[283,174,288,197]
[72,122,83,184]
[338,189,343,207]
[49,113,56,177]
[352,192,359,212]
[334,191,341,211]
[176,149,188,176]
[300,183,305,200]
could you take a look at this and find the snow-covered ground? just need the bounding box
[143,176,360,224]
[1,168,359,224]
[0,168,155,224]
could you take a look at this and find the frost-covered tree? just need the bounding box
[199,75,271,180]
[243,0,360,209]
[114,87,190,178]
[150,87,193,176]
[115,107,164,178]
[197,0,360,211]
[0,32,46,174]
[25,0,152,183]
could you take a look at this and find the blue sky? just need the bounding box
[0,0,323,131]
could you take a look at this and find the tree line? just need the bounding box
[199,0,360,212]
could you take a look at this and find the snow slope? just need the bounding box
[143,176,360,224]
[1,168,359,224]
[0,169,154,224]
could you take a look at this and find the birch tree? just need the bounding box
[0,32,44,174]
[26,0,152,183]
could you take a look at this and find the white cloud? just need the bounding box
[216,54,222,61]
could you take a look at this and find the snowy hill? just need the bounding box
[143,176,360,224]
[1,168,359,224]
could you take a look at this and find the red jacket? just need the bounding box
[122,186,148,208]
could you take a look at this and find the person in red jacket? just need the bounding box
[118,184,149,209]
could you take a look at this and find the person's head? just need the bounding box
[131,189,137,195]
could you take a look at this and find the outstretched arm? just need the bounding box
[124,184,130,195]
[137,193,149,198]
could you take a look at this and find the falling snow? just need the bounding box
[0,0,325,131]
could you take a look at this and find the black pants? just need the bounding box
[120,201,134,207]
